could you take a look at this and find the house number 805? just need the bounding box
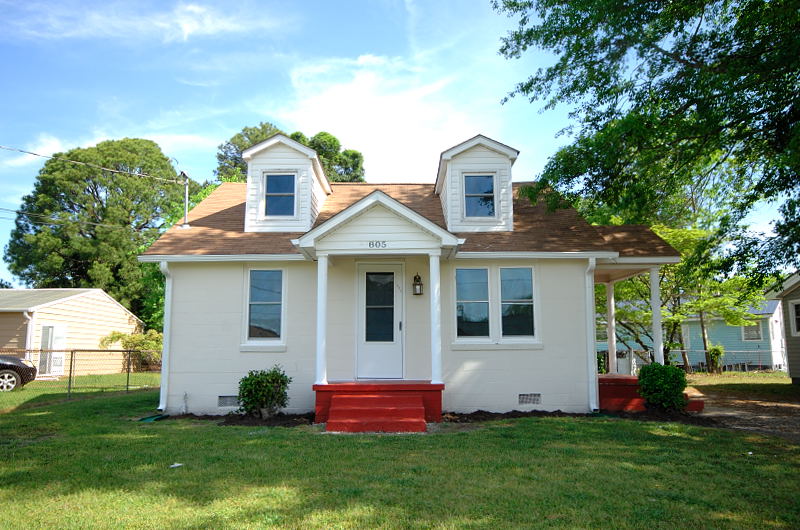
[368,241,387,248]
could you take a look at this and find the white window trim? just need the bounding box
[452,265,541,347]
[741,320,763,341]
[791,301,800,337]
[240,266,287,352]
[259,171,299,220]
[460,172,499,222]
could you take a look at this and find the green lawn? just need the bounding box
[688,371,799,401]
[0,372,160,412]
[1,391,798,528]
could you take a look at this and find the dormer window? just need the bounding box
[464,174,495,217]
[264,174,296,217]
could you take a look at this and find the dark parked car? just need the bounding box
[0,355,37,391]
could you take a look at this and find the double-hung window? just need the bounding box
[791,301,800,336]
[742,322,762,341]
[248,270,283,339]
[264,174,295,217]
[455,266,536,342]
[464,175,495,217]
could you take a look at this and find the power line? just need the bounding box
[0,144,185,184]
[0,207,130,229]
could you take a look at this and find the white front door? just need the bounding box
[357,263,403,379]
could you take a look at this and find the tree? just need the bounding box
[0,279,11,288]
[215,122,365,182]
[495,0,800,279]
[4,138,198,317]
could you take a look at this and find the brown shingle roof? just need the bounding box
[592,225,680,257]
[143,182,677,257]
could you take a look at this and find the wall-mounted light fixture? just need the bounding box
[412,273,423,295]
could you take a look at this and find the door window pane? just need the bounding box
[365,272,394,342]
[248,270,282,339]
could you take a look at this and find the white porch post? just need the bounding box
[606,281,617,373]
[315,254,329,384]
[650,267,664,364]
[429,251,443,384]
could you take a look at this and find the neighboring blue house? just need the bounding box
[597,300,787,372]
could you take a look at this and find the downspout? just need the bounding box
[23,311,34,358]
[585,258,599,412]
[158,261,173,412]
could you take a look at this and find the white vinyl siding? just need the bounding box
[442,144,514,232]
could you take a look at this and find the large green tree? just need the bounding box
[4,138,197,316]
[0,279,11,288]
[215,122,365,182]
[495,0,800,278]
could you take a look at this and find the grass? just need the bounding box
[1,391,799,528]
[0,372,160,412]
[687,371,799,401]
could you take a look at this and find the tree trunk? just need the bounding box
[699,310,711,371]
[677,325,693,373]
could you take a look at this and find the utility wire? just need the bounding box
[0,144,185,184]
[0,207,132,229]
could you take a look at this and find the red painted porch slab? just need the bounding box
[598,375,705,413]
[313,382,444,424]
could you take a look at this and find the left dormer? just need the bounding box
[242,134,331,232]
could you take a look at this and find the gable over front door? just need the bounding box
[356,263,403,379]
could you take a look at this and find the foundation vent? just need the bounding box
[218,395,239,407]
[518,393,541,405]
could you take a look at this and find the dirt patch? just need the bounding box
[696,391,800,443]
[168,412,314,427]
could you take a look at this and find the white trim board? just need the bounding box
[139,254,306,263]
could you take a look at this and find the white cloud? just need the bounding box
[267,55,497,182]
[2,134,66,167]
[4,2,290,43]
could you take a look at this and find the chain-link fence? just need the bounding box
[0,349,160,400]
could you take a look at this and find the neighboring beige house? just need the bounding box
[772,273,800,384]
[0,289,141,376]
[139,134,679,430]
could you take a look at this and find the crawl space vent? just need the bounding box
[218,396,239,407]
[518,393,541,405]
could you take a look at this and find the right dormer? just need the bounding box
[434,135,519,232]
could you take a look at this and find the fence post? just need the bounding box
[126,350,132,392]
[67,350,76,399]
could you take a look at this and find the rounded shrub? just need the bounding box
[238,365,292,418]
[707,344,725,374]
[637,363,687,411]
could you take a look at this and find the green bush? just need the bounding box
[707,344,725,374]
[238,365,292,418]
[100,329,163,369]
[638,363,687,411]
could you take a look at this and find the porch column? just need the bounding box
[429,251,443,384]
[315,254,329,385]
[606,281,617,373]
[649,267,664,364]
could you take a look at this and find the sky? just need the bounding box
[0,0,780,286]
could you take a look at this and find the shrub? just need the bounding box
[100,329,163,369]
[707,344,725,374]
[638,363,687,411]
[238,365,292,418]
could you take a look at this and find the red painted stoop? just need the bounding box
[598,374,705,412]
[313,382,444,433]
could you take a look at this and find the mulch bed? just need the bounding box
[168,412,314,427]
[442,409,718,428]
[167,408,716,428]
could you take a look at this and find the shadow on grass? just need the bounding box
[696,383,800,401]
[1,391,799,528]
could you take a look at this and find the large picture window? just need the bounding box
[264,174,295,216]
[248,270,283,339]
[455,266,536,341]
[456,268,490,337]
[464,175,495,217]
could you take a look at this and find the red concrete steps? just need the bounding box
[598,374,705,412]
[325,393,427,432]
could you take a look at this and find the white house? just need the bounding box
[140,134,679,431]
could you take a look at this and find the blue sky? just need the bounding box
[0,0,779,285]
